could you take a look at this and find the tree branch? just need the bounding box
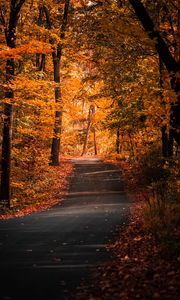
[43,5,52,29]
[60,0,70,39]
[128,0,179,74]
[14,0,26,11]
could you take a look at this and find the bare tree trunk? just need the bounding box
[93,127,97,155]
[81,105,95,156]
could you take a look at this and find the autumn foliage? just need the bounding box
[0,1,179,299]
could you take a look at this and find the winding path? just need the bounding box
[0,157,130,300]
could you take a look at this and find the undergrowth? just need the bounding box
[111,147,180,258]
[134,149,179,258]
[0,156,73,218]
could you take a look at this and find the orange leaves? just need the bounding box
[19,40,52,55]
[0,160,73,219]
[0,48,22,59]
[6,75,55,95]
[0,41,52,59]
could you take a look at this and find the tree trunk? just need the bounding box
[49,0,70,165]
[81,105,95,156]
[1,99,13,205]
[129,0,180,154]
[0,0,25,206]
[128,0,179,74]
[40,54,46,71]
[36,7,46,72]
[116,128,120,154]
[50,56,62,165]
[93,127,97,155]
[36,54,46,71]
[81,127,90,156]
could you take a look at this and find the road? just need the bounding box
[0,157,130,300]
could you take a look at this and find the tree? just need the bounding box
[68,1,161,157]
[0,0,179,210]
[0,0,25,206]
[81,104,96,156]
[128,0,180,155]
[50,0,71,165]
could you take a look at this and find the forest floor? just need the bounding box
[0,157,73,219]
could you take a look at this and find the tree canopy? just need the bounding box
[0,0,179,206]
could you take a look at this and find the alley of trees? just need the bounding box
[0,0,179,212]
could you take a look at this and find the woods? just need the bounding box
[0,1,179,299]
[0,0,179,235]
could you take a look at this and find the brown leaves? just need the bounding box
[71,204,179,300]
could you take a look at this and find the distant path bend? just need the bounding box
[0,157,130,300]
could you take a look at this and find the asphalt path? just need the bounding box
[0,157,130,300]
